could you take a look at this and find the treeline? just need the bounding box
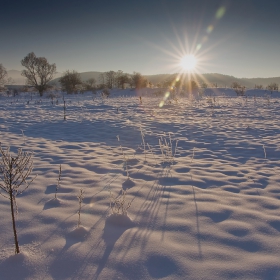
[59,70,151,94]
[0,52,279,97]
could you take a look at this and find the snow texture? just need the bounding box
[0,88,280,279]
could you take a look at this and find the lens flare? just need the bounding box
[207,25,214,34]
[216,6,226,19]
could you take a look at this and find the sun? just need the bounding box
[180,54,197,71]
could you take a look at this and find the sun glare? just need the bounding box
[180,55,197,71]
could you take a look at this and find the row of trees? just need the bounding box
[59,70,148,94]
[1,52,279,96]
[233,81,279,91]
[99,71,148,90]
[1,53,149,96]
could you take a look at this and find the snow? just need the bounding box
[0,88,280,279]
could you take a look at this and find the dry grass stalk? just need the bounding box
[110,189,131,215]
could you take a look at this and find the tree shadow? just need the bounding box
[0,253,30,279]
[122,178,135,190]
[45,184,72,194]
[93,214,134,280]
[63,226,89,251]
[192,186,203,259]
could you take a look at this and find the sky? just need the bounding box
[1,0,280,78]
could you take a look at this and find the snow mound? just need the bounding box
[43,197,63,209]
[68,226,89,239]
[105,213,134,227]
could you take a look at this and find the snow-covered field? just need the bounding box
[0,88,280,280]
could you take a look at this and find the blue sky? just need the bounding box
[1,0,280,77]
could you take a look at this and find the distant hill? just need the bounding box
[144,73,280,88]
[7,70,26,85]
[49,71,103,86]
[7,69,280,89]
[7,70,62,85]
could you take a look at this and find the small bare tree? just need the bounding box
[201,82,208,89]
[131,72,148,89]
[98,73,105,87]
[267,83,278,92]
[105,70,116,89]
[255,84,263,89]
[231,81,241,89]
[77,188,85,227]
[83,78,96,93]
[101,88,110,98]
[0,145,36,254]
[117,73,129,89]
[0,63,7,89]
[59,70,82,94]
[21,52,56,96]
[55,164,62,199]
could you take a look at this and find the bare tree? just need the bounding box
[231,81,241,89]
[98,73,105,85]
[0,63,7,89]
[115,70,124,88]
[59,70,82,94]
[267,82,278,92]
[83,78,96,93]
[255,84,263,89]
[115,70,129,89]
[131,72,147,89]
[105,71,116,89]
[117,74,129,89]
[21,52,56,96]
[201,82,208,89]
[0,145,36,254]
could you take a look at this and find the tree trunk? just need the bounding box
[10,191,20,254]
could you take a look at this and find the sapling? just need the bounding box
[77,188,84,227]
[55,164,62,199]
[0,145,36,254]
